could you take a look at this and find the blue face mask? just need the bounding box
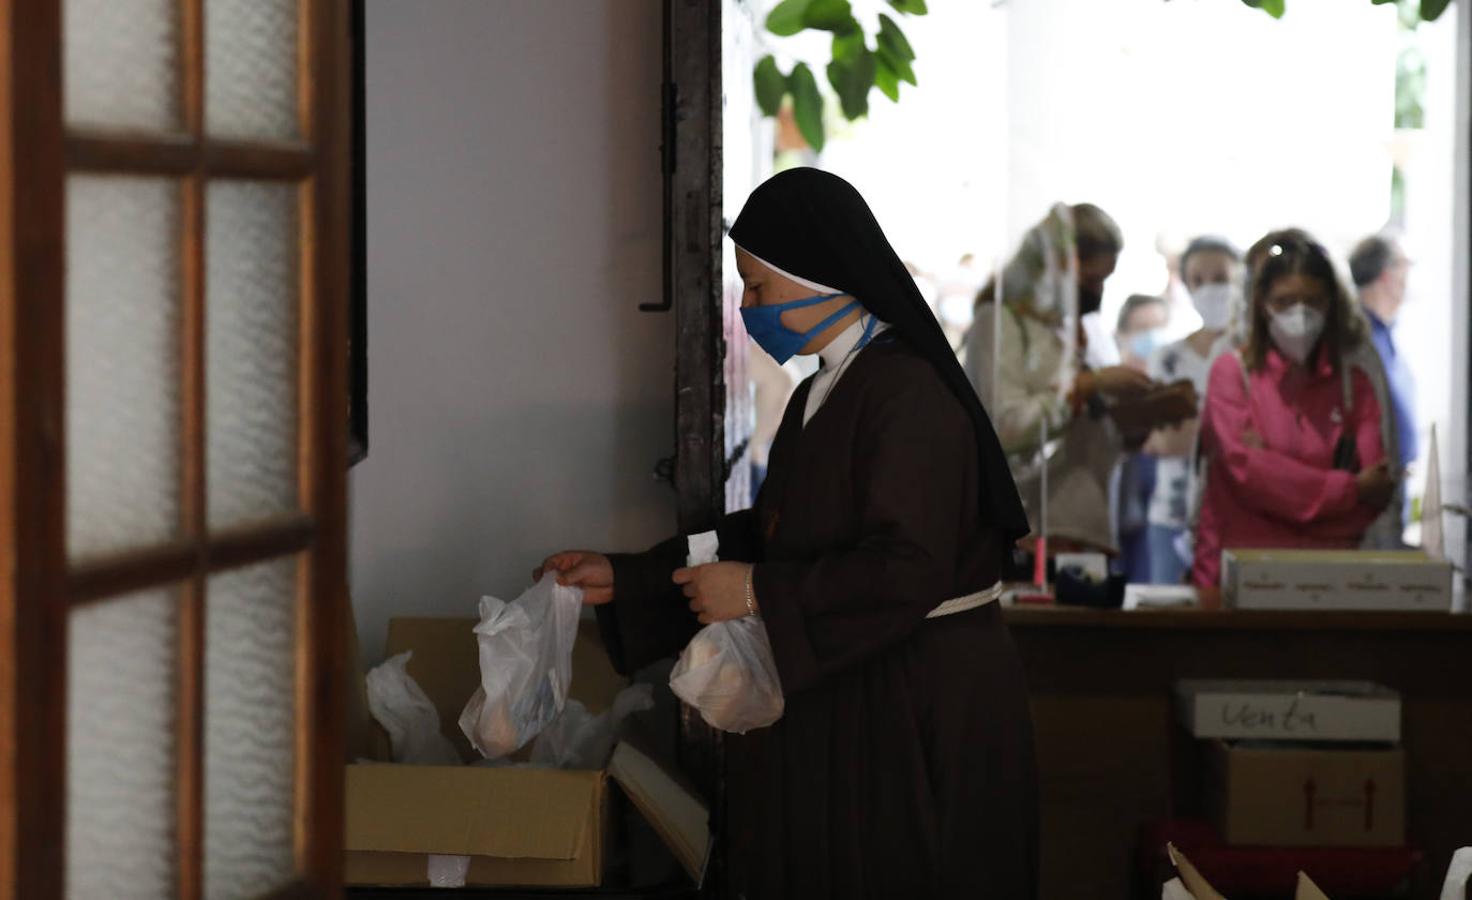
[1126,328,1165,362]
[741,292,859,364]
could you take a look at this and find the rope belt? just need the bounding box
[925,581,1003,619]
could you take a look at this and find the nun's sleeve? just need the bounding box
[596,508,761,674]
[751,374,980,695]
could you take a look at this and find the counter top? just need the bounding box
[1002,604,1472,632]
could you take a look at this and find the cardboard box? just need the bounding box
[1175,680,1401,743]
[346,762,612,886]
[1205,741,1404,847]
[1221,549,1453,612]
[345,616,709,889]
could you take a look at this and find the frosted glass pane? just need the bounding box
[67,588,178,900]
[67,176,181,561]
[207,181,299,528]
[205,557,298,900]
[205,0,299,139]
[65,0,180,131]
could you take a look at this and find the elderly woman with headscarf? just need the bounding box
[537,169,1038,899]
[964,202,1154,556]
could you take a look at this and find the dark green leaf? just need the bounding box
[874,53,901,102]
[876,46,916,86]
[754,56,787,117]
[1421,0,1451,20]
[826,47,875,120]
[787,63,826,152]
[831,29,865,62]
[877,14,916,62]
[1370,0,1397,5]
[803,0,859,33]
[887,0,928,13]
[766,0,812,37]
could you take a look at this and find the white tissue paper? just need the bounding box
[668,531,785,734]
[364,651,461,766]
[458,573,583,759]
[427,854,472,889]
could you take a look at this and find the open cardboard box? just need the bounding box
[344,616,710,889]
[1166,843,1333,900]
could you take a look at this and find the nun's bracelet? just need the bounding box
[744,566,757,617]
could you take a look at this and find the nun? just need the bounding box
[537,168,1037,899]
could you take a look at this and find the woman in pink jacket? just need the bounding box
[1191,230,1398,592]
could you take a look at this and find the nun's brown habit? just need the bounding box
[598,169,1038,899]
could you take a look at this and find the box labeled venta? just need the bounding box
[1205,740,1405,848]
[344,617,709,890]
[1221,549,1453,612]
[1176,680,1401,743]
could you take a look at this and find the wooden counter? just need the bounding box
[1004,605,1472,900]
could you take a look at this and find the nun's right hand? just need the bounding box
[534,551,614,605]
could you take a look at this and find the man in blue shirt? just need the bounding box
[1349,235,1417,523]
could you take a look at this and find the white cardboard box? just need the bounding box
[1221,549,1453,611]
[1175,680,1401,743]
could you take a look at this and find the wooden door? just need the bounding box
[0,1,351,898]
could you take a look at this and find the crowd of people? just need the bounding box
[958,203,1418,596]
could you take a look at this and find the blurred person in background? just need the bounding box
[966,202,1154,556]
[1114,294,1170,581]
[1350,234,1417,534]
[1141,236,1243,584]
[1116,294,1170,373]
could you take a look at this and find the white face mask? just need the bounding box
[1191,282,1236,331]
[1268,303,1327,364]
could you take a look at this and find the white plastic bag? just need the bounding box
[668,531,785,734]
[670,617,785,734]
[530,683,655,770]
[364,650,461,766]
[457,573,582,759]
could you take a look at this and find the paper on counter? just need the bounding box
[1124,584,1199,610]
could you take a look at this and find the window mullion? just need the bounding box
[177,0,207,895]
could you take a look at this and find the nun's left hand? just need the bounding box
[672,562,756,625]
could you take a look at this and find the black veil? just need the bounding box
[730,167,1029,541]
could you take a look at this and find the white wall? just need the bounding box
[350,0,675,662]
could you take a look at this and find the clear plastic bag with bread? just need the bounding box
[457,573,582,759]
[668,532,785,734]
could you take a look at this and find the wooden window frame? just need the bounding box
[0,1,350,898]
